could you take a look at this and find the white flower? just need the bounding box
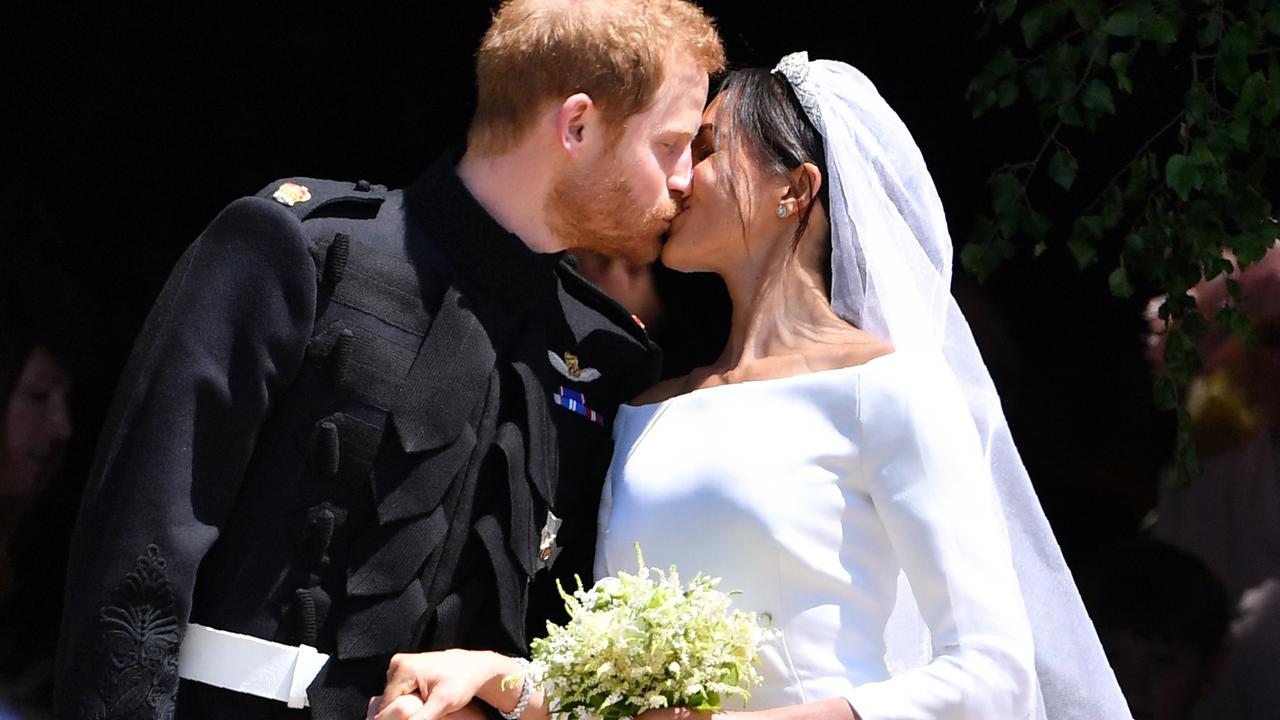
[530,545,769,720]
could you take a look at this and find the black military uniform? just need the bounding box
[57,152,661,719]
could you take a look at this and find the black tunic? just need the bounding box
[57,153,661,719]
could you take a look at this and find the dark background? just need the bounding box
[2,1,1172,637]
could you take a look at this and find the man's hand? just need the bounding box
[373,650,506,720]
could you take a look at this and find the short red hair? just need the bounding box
[469,0,725,154]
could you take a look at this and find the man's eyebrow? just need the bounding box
[656,125,697,138]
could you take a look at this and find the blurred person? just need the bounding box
[0,264,84,720]
[0,343,73,554]
[1083,538,1230,720]
[1146,243,1280,719]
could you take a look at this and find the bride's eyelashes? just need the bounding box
[692,125,716,163]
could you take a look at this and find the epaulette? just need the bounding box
[256,177,387,223]
[555,258,655,348]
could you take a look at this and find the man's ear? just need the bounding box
[779,162,824,217]
[556,93,595,156]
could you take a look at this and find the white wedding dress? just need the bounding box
[595,353,1037,720]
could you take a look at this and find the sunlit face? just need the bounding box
[2,345,73,499]
[660,96,777,274]
[547,55,709,264]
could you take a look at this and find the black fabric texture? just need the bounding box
[57,154,662,719]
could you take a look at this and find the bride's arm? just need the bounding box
[637,698,858,720]
[374,650,552,720]
[836,369,1036,719]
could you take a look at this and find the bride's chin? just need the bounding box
[658,240,696,273]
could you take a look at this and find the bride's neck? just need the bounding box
[715,233,847,372]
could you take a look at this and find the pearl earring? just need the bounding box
[776,204,788,218]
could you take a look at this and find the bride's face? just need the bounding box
[660,97,778,274]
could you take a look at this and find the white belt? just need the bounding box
[177,623,330,709]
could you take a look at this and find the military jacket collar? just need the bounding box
[405,151,563,302]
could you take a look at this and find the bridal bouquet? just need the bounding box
[528,548,771,720]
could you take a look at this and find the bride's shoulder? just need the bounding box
[809,327,897,374]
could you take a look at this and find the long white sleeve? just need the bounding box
[845,364,1035,720]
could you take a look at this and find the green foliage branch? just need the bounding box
[966,0,1280,484]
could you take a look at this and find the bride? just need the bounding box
[372,53,1132,720]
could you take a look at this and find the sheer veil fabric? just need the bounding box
[771,53,1133,719]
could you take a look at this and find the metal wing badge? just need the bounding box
[548,351,601,383]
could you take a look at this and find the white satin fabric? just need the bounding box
[596,354,1037,720]
[763,54,1132,719]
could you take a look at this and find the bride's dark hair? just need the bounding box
[712,67,833,292]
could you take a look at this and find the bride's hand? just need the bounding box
[370,696,492,720]
[375,649,509,720]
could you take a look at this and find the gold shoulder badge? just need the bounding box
[271,182,312,207]
[548,350,602,383]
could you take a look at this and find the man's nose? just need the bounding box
[667,145,693,197]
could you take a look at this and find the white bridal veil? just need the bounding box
[771,52,1133,719]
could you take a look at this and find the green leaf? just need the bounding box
[1048,147,1078,189]
[961,235,1016,282]
[995,0,1018,23]
[1199,12,1225,47]
[1237,71,1268,115]
[1022,209,1053,240]
[1082,78,1117,115]
[1185,84,1214,126]
[1266,7,1280,37]
[1110,51,1134,93]
[1033,241,1047,257]
[1109,266,1135,298]
[1203,255,1233,280]
[1189,138,1216,166]
[1227,116,1251,146]
[1021,3,1067,47]
[1215,305,1257,346]
[1058,102,1084,127]
[1103,9,1141,37]
[1068,234,1098,268]
[1101,185,1124,228]
[1125,153,1153,197]
[1239,71,1269,114]
[962,217,1015,281]
[997,78,1019,108]
[1226,277,1243,302]
[1067,215,1102,268]
[1079,214,1104,239]
[996,204,1025,239]
[1258,95,1280,125]
[1165,154,1201,200]
[1141,13,1177,44]
[1026,66,1051,101]
[991,172,1022,214]
[1216,24,1251,92]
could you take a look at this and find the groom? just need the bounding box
[56,1,724,717]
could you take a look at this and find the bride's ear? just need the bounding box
[780,163,823,217]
